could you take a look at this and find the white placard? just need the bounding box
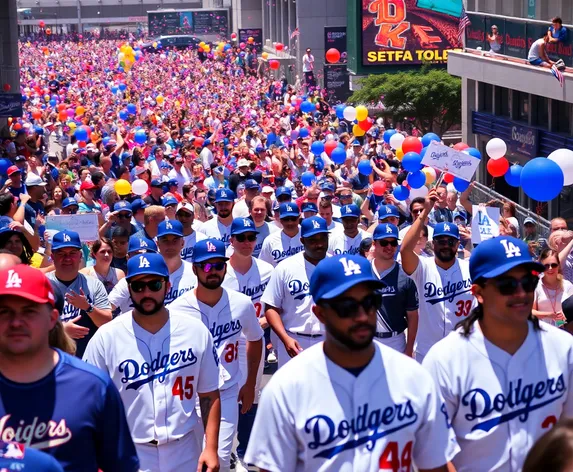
[422,141,481,181]
[45,213,99,242]
[471,205,500,244]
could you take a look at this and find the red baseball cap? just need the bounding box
[0,264,55,306]
[80,180,97,191]
[7,166,21,176]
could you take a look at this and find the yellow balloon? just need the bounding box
[156,95,164,104]
[422,167,436,185]
[152,42,158,48]
[356,105,368,122]
[396,148,404,160]
[68,122,77,130]
[114,179,132,196]
[262,52,268,60]
[353,124,366,137]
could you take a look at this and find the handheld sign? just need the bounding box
[471,205,500,244]
[46,213,99,242]
[422,141,481,182]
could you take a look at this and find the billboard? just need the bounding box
[238,28,263,52]
[148,10,229,37]
[324,65,351,104]
[361,0,464,66]
[324,26,348,64]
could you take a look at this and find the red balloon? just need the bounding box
[269,60,280,70]
[443,173,455,184]
[487,157,509,177]
[453,142,469,151]
[402,136,423,154]
[275,43,284,51]
[194,137,205,147]
[39,20,45,28]
[32,110,42,120]
[372,181,387,196]
[13,123,22,131]
[57,103,66,111]
[325,48,341,64]
[325,140,338,157]
[45,28,51,35]
[77,140,86,149]
[231,32,237,39]
[358,118,373,132]
[2,84,10,92]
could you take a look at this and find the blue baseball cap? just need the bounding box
[321,182,335,193]
[470,236,544,281]
[231,217,259,235]
[126,252,169,280]
[157,220,184,238]
[433,222,460,240]
[151,179,164,188]
[275,186,292,198]
[52,230,82,250]
[279,202,300,219]
[377,204,400,220]
[131,198,148,213]
[62,197,78,209]
[244,179,260,190]
[301,216,329,238]
[203,139,211,146]
[373,223,399,240]
[453,212,467,223]
[162,196,178,207]
[192,238,229,263]
[340,204,360,218]
[215,188,235,203]
[301,202,318,214]
[167,179,179,188]
[128,235,158,254]
[352,140,362,146]
[310,254,384,302]
[114,201,133,214]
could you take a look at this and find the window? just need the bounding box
[479,83,493,113]
[552,100,571,134]
[495,87,510,117]
[514,91,529,122]
[532,95,548,129]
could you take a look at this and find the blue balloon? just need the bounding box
[267,132,276,145]
[383,129,396,144]
[102,137,110,146]
[408,171,426,189]
[74,128,88,142]
[119,110,129,121]
[134,129,147,145]
[47,62,53,68]
[421,132,440,148]
[119,83,127,91]
[301,101,315,114]
[34,126,44,135]
[21,95,27,103]
[402,152,422,172]
[314,157,325,172]
[393,185,410,201]
[420,146,428,160]
[0,159,10,175]
[290,130,299,140]
[505,164,523,187]
[521,158,564,202]
[358,160,373,176]
[453,177,470,192]
[127,103,137,115]
[301,171,316,187]
[49,99,57,107]
[299,128,309,138]
[311,141,325,156]
[118,67,125,73]
[335,104,346,120]
[464,147,482,160]
[111,86,119,94]
[331,147,346,165]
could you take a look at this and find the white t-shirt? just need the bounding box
[198,217,232,248]
[534,279,573,326]
[181,231,208,262]
[328,229,369,256]
[258,229,303,267]
[168,167,192,193]
[245,341,459,471]
[83,311,219,444]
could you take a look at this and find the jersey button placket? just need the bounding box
[505,362,522,472]
[152,339,168,443]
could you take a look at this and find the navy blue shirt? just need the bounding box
[0,350,139,472]
[376,263,418,333]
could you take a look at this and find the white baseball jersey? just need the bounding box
[261,252,323,335]
[83,311,219,445]
[326,220,343,233]
[108,261,197,313]
[328,229,369,256]
[197,217,232,247]
[423,321,573,472]
[181,231,207,262]
[168,288,264,390]
[245,341,459,471]
[408,256,476,358]
[258,229,303,267]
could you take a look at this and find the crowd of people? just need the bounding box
[1,34,573,472]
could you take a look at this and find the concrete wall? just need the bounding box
[467,0,573,23]
[231,0,261,31]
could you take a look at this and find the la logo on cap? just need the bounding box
[340,257,362,276]
[166,221,173,229]
[140,240,148,247]
[500,239,521,258]
[5,269,22,289]
[444,223,451,232]
[386,207,391,213]
[139,255,150,268]
[207,241,217,252]
[386,225,393,233]
[243,219,251,227]
[346,207,352,213]
[63,234,71,242]
[221,190,227,197]
[312,220,321,229]
[287,205,293,211]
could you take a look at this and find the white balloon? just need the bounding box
[389,133,405,150]
[446,183,457,194]
[132,179,149,196]
[548,148,573,186]
[409,185,429,199]
[343,106,357,122]
[486,138,507,160]
[424,167,437,180]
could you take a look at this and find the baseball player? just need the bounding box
[423,236,573,471]
[245,254,459,471]
[262,216,329,368]
[222,218,274,468]
[249,195,279,258]
[198,188,236,247]
[169,239,264,472]
[328,204,368,256]
[176,201,207,262]
[400,189,475,362]
[372,223,419,356]
[258,203,303,267]
[367,204,400,233]
[0,264,139,471]
[84,253,221,472]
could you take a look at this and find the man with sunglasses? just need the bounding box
[262,216,329,368]
[61,197,79,215]
[169,239,264,472]
[401,189,475,363]
[372,223,419,356]
[246,253,459,471]
[222,218,274,470]
[259,203,303,267]
[328,204,368,256]
[398,197,434,243]
[423,236,573,472]
[176,202,207,262]
[198,188,235,248]
[84,253,221,472]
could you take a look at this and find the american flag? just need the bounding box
[290,27,300,40]
[458,7,471,44]
[551,64,565,87]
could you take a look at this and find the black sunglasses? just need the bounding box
[487,273,539,296]
[378,240,398,247]
[117,213,131,219]
[281,216,299,223]
[130,280,165,293]
[235,234,257,242]
[321,293,382,319]
[197,262,226,272]
[434,238,457,247]
[544,263,559,270]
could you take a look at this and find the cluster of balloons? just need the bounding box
[117,44,141,72]
[334,105,372,136]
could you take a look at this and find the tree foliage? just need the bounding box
[349,67,462,135]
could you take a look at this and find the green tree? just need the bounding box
[349,67,461,135]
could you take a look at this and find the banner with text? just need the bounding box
[422,141,481,181]
[324,65,351,104]
[46,213,99,242]
[471,205,500,244]
[324,26,347,64]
